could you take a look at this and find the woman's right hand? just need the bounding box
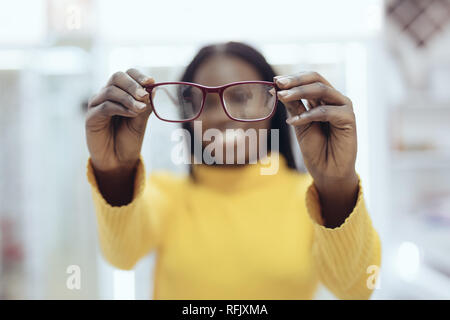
[85,69,154,205]
[86,68,155,173]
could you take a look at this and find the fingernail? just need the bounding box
[135,101,147,109]
[137,88,148,98]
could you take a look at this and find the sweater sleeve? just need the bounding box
[305,175,382,300]
[86,157,169,270]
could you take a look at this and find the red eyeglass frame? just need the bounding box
[143,80,279,123]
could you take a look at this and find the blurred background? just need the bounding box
[0,0,449,299]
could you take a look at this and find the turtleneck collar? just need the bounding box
[191,152,289,193]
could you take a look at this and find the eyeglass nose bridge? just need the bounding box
[200,89,228,116]
[200,86,226,104]
[199,86,227,112]
[201,86,225,94]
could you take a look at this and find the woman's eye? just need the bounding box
[182,89,192,100]
[229,92,249,102]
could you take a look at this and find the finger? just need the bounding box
[88,101,138,120]
[286,105,354,128]
[90,86,148,113]
[126,68,155,87]
[107,71,149,102]
[280,98,307,119]
[126,68,156,102]
[277,82,349,106]
[274,71,333,90]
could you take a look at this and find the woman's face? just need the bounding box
[192,54,271,163]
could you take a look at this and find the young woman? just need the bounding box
[85,42,381,299]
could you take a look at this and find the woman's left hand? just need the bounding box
[275,71,359,227]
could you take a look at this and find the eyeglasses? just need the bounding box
[144,81,278,122]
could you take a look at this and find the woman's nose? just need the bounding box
[203,93,229,121]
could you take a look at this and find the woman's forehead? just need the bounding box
[193,54,262,86]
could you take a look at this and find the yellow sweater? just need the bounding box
[87,153,381,300]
